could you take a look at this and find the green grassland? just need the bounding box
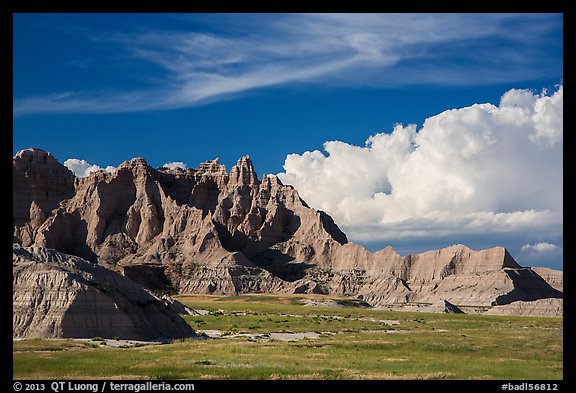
[13,294,563,380]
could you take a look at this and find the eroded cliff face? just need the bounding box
[13,149,75,246]
[13,148,562,313]
[13,244,196,340]
[531,267,563,292]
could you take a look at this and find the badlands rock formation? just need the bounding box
[13,148,562,317]
[531,267,563,292]
[485,298,563,318]
[13,244,196,340]
[13,149,75,246]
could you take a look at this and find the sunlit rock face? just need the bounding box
[13,244,196,340]
[13,148,562,317]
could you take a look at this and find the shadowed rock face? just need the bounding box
[531,267,563,292]
[13,245,196,340]
[13,148,562,316]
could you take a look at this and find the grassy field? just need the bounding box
[13,294,563,380]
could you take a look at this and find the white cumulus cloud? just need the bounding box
[278,85,563,245]
[521,242,561,254]
[163,161,187,170]
[64,159,116,177]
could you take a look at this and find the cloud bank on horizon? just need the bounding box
[278,85,563,257]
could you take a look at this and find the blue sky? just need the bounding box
[13,13,563,268]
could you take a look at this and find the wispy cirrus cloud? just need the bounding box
[13,13,561,116]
